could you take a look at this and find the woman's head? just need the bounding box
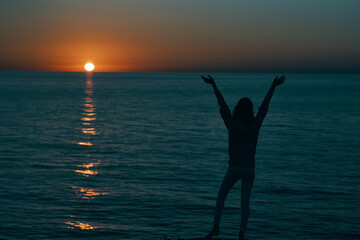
[233,97,254,125]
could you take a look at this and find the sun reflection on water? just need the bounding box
[77,161,101,168]
[83,112,96,116]
[76,142,93,146]
[81,127,98,135]
[65,221,98,230]
[84,108,95,113]
[67,74,106,231]
[74,169,98,177]
[72,186,108,199]
[81,117,96,121]
[83,103,94,108]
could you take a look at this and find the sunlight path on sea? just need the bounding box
[65,73,107,230]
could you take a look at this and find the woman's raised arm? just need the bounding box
[256,75,286,122]
[201,75,228,109]
[261,75,285,108]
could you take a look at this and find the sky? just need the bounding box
[0,0,359,72]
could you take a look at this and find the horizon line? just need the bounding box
[1,69,360,75]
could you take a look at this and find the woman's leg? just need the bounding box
[213,168,239,226]
[207,168,239,238]
[240,170,255,235]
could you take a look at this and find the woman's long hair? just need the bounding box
[233,97,254,125]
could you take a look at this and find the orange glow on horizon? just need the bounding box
[2,0,358,73]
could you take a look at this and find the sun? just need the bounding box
[84,63,95,72]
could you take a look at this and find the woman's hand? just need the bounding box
[201,75,215,85]
[272,75,286,87]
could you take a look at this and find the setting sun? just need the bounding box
[84,63,95,72]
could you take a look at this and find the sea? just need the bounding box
[0,72,359,240]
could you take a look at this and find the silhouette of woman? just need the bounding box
[202,75,285,240]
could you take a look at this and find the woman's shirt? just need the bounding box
[211,82,275,168]
[219,100,269,168]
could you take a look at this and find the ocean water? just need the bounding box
[0,72,359,240]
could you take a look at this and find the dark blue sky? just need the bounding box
[1,0,359,72]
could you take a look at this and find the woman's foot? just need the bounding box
[206,225,219,239]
